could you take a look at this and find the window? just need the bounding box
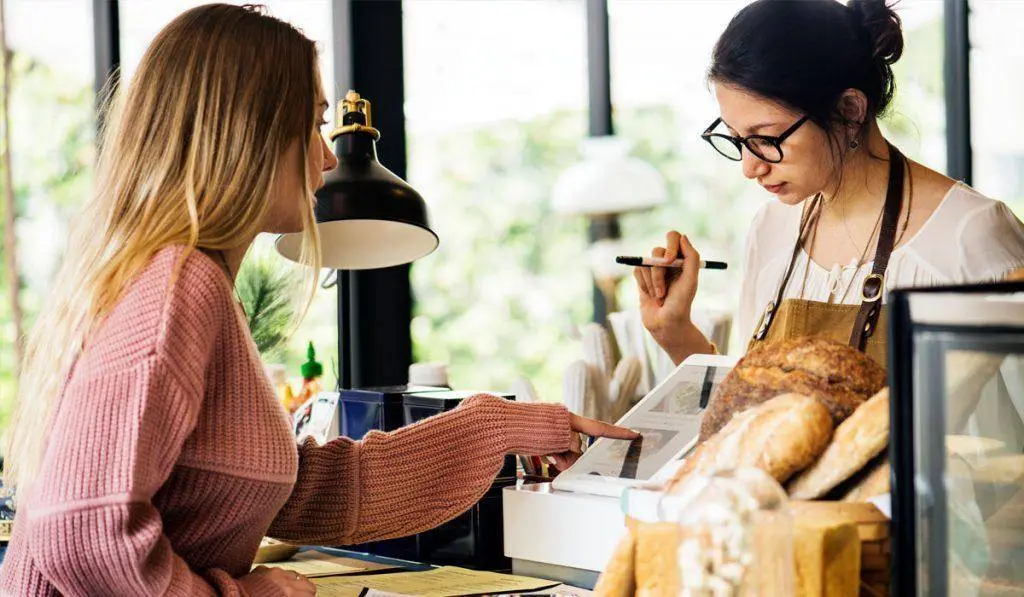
[884,1,946,172]
[1,0,96,427]
[971,0,1024,216]
[609,0,761,338]
[405,0,590,400]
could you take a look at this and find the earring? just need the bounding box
[849,139,860,150]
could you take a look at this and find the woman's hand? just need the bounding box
[633,231,712,364]
[547,413,640,471]
[241,566,317,596]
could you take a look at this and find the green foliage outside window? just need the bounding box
[409,109,591,401]
[0,52,94,432]
[236,248,298,364]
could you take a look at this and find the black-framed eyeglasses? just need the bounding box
[701,115,810,163]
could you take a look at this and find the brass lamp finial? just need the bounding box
[330,89,381,142]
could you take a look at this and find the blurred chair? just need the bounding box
[607,307,732,396]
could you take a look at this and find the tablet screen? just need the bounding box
[553,355,736,488]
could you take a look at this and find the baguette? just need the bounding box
[670,393,833,491]
[788,389,890,500]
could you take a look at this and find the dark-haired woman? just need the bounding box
[632,3,1024,560]
[636,0,1024,368]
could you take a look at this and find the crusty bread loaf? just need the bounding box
[701,337,886,441]
[841,458,890,502]
[788,388,890,500]
[669,393,833,490]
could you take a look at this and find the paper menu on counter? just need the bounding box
[357,585,592,597]
[256,550,396,577]
[511,584,594,596]
[312,566,559,597]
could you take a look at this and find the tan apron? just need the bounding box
[747,143,907,367]
[749,298,888,367]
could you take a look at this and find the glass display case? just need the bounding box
[890,281,1024,596]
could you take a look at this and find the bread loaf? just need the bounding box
[669,393,833,490]
[788,389,890,500]
[701,337,886,441]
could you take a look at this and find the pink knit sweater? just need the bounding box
[0,246,572,596]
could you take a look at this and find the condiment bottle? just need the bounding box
[295,342,324,413]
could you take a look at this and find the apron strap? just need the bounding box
[849,143,906,350]
[752,194,822,341]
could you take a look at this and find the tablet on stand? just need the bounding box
[551,354,737,498]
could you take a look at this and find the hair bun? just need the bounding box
[849,0,904,66]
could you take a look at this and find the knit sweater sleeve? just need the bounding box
[267,394,572,546]
[21,252,254,597]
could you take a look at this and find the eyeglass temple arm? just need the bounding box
[776,115,810,141]
[702,117,723,136]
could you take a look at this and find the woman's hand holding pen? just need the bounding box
[547,414,639,471]
[633,231,715,365]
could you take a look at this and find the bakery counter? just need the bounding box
[503,287,1024,597]
[500,342,895,596]
[502,482,623,589]
[503,481,895,596]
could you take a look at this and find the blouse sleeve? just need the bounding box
[956,201,1024,282]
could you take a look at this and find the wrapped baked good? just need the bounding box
[701,337,886,441]
[663,468,795,596]
[788,389,890,500]
[670,393,833,490]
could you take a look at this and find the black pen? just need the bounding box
[616,256,728,270]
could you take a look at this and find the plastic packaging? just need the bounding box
[652,467,795,596]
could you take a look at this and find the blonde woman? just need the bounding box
[0,5,635,596]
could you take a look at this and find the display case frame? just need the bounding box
[889,280,1024,596]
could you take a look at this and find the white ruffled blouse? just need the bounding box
[737,182,1024,342]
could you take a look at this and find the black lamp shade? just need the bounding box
[277,94,438,270]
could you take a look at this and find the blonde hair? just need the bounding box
[4,4,323,490]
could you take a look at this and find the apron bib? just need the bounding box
[749,298,888,366]
[748,142,907,365]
